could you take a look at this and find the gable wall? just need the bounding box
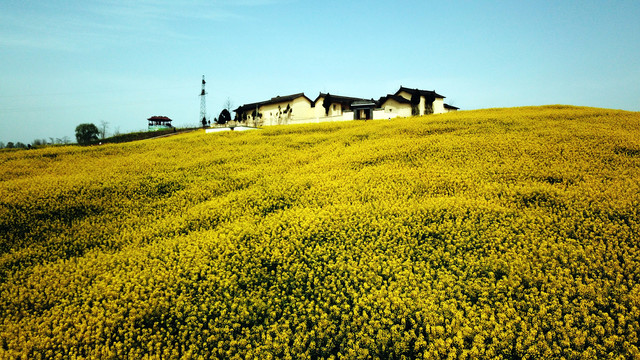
[396,91,413,101]
[381,98,412,117]
[433,97,445,114]
[260,97,313,126]
[313,96,349,118]
[396,90,447,115]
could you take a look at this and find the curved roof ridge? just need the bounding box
[396,86,445,99]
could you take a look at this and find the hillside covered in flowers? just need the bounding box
[1,106,639,359]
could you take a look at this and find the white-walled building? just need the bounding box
[234,87,458,126]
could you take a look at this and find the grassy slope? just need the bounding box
[1,106,639,359]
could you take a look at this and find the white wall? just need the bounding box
[313,96,347,118]
[373,110,398,120]
[433,98,445,114]
[381,98,412,118]
[342,111,354,121]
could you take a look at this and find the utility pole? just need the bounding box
[200,75,208,126]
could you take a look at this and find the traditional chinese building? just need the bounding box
[234,86,458,126]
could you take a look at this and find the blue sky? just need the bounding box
[1,0,639,144]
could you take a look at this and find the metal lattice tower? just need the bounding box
[199,75,207,125]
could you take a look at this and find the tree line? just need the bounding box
[1,120,110,149]
[0,137,72,149]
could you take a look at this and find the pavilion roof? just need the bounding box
[147,116,172,121]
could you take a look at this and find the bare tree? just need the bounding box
[224,98,233,113]
[99,120,109,140]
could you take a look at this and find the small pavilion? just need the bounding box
[148,116,173,131]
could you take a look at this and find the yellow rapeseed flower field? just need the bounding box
[1,106,639,359]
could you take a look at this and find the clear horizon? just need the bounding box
[1,0,639,144]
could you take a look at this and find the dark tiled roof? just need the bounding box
[312,93,369,107]
[378,94,411,105]
[269,93,312,103]
[235,93,312,113]
[234,101,264,114]
[396,86,445,99]
[351,99,378,108]
[147,116,172,121]
[444,103,460,110]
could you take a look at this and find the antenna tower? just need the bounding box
[199,75,208,125]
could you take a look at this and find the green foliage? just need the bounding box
[218,109,232,125]
[411,92,421,116]
[75,123,100,145]
[323,93,333,116]
[1,106,640,358]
